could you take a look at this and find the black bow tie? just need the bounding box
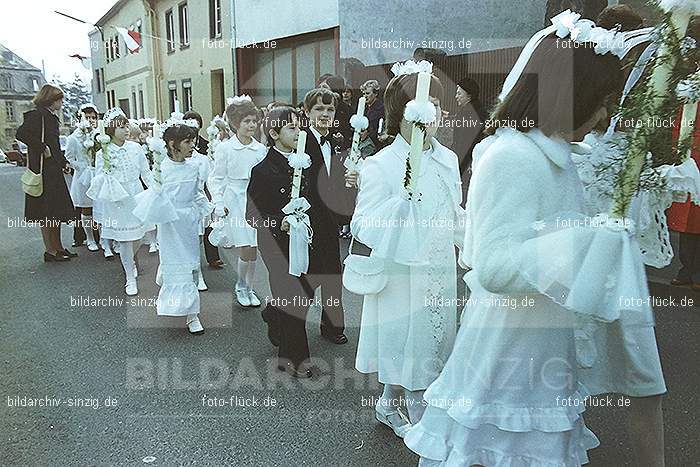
[319,134,332,147]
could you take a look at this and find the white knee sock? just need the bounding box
[236,258,248,289]
[119,241,136,283]
[405,389,426,424]
[244,258,256,290]
[101,237,113,254]
[81,214,95,243]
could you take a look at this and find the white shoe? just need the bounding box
[155,267,163,286]
[103,249,114,259]
[247,288,261,307]
[375,401,412,438]
[186,315,204,334]
[149,243,158,253]
[87,241,99,252]
[235,285,251,307]
[197,274,208,292]
[125,281,138,296]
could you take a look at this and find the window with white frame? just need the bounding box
[6,101,15,121]
[209,0,222,39]
[182,80,192,111]
[178,2,189,47]
[165,9,175,53]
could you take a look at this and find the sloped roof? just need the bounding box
[0,43,41,71]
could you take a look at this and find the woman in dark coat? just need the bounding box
[16,84,77,261]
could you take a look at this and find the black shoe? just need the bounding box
[277,362,312,379]
[59,249,78,258]
[321,332,348,345]
[261,307,280,347]
[44,251,70,262]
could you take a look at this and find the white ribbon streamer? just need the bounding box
[282,197,313,277]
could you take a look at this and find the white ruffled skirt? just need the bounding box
[70,166,95,208]
[404,271,599,466]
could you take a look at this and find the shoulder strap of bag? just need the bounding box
[38,114,45,174]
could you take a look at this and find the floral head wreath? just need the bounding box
[162,111,200,132]
[226,95,253,107]
[390,60,437,126]
[103,107,127,127]
[499,9,655,101]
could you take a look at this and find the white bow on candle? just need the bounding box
[344,96,369,185]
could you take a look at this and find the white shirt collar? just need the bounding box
[230,134,264,151]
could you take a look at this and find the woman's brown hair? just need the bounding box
[105,115,129,138]
[384,73,443,136]
[487,35,622,137]
[32,84,64,108]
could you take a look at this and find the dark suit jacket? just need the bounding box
[195,135,209,155]
[16,107,67,171]
[247,146,302,257]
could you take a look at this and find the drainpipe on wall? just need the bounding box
[230,0,238,95]
[143,0,164,120]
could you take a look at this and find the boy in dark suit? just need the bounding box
[248,95,356,378]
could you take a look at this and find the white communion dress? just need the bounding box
[87,141,155,241]
[65,128,95,208]
[209,135,266,248]
[189,151,213,236]
[351,135,465,391]
[405,127,656,465]
[133,156,213,316]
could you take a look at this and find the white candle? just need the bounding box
[679,102,698,157]
[98,119,105,136]
[356,96,366,117]
[408,72,432,193]
[153,123,161,138]
[292,131,307,198]
[378,118,383,134]
[174,99,181,114]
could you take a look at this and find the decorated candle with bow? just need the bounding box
[406,71,433,194]
[610,0,697,218]
[291,130,307,198]
[344,96,368,186]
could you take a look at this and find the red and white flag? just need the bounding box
[115,27,142,54]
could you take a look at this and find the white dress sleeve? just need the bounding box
[210,144,228,215]
[137,146,155,188]
[65,134,82,168]
[350,157,427,265]
[466,145,542,294]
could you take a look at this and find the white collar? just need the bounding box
[496,127,570,169]
[230,134,264,151]
[275,146,294,158]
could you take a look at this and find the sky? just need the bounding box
[0,0,119,84]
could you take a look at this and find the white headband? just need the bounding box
[499,9,654,102]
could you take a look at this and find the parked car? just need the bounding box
[5,140,27,166]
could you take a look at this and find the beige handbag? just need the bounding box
[21,115,49,197]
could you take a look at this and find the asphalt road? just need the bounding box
[0,163,698,466]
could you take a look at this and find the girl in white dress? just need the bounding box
[65,104,99,251]
[87,108,155,296]
[133,122,212,334]
[210,97,266,307]
[351,65,465,436]
[405,34,631,465]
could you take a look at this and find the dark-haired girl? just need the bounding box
[133,122,211,334]
[87,108,155,296]
[210,96,266,308]
[405,29,636,465]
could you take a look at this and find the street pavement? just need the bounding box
[0,162,698,466]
